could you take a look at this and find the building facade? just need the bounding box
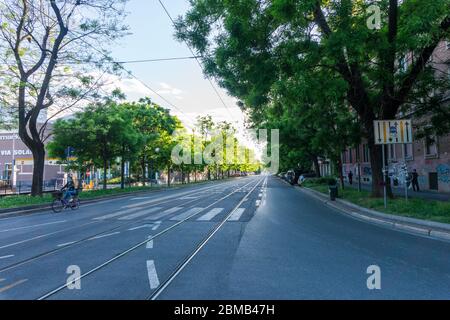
[0,130,65,189]
[341,40,450,193]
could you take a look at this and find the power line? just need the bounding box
[116,56,201,64]
[157,0,236,122]
[25,1,196,130]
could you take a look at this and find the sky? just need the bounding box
[108,0,246,132]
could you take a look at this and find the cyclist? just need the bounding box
[61,173,77,204]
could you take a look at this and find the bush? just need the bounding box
[305,177,337,186]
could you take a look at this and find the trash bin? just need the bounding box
[328,178,338,201]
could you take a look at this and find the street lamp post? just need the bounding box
[150,147,160,187]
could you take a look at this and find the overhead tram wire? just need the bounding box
[157,0,236,122]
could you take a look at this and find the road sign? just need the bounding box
[374,120,412,145]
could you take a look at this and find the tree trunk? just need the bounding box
[30,144,45,196]
[141,157,146,185]
[312,157,321,178]
[337,158,344,189]
[103,159,108,190]
[167,166,171,187]
[120,158,125,190]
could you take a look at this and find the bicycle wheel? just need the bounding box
[70,198,80,210]
[52,199,64,213]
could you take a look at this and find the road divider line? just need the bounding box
[146,260,160,289]
[57,242,76,247]
[0,255,14,260]
[0,220,67,233]
[0,279,28,293]
[128,224,154,231]
[88,232,120,240]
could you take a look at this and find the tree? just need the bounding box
[125,98,178,184]
[48,101,140,190]
[0,0,128,195]
[176,0,450,197]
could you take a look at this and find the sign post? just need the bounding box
[374,120,413,208]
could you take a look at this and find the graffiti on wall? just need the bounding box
[437,164,450,184]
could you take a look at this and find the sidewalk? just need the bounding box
[343,181,450,202]
[299,186,450,242]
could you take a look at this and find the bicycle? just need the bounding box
[51,190,80,213]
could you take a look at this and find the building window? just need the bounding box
[425,135,438,158]
[342,151,347,164]
[363,144,370,163]
[348,148,353,163]
[447,40,450,50]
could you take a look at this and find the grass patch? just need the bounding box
[302,179,450,224]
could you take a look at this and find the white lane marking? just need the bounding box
[145,207,183,220]
[128,224,154,231]
[197,208,224,221]
[152,221,162,230]
[146,237,153,249]
[0,278,5,282]
[146,260,160,289]
[88,232,120,240]
[0,255,14,260]
[0,221,99,250]
[93,208,142,220]
[118,207,162,220]
[227,208,246,221]
[0,279,28,293]
[131,197,149,200]
[170,207,203,221]
[0,220,66,233]
[180,196,200,200]
[57,241,76,247]
[256,199,261,206]
[258,193,262,197]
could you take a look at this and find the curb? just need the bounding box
[293,183,450,242]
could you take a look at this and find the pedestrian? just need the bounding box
[411,169,420,192]
[348,170,353,185]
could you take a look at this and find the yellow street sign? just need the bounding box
[374,120,412,145]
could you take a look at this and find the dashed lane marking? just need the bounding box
[197,208,224,221]
[0,255,14,260]
[227,208,246,221]
[88,232,120,240]
[118,207,162,220]
[145,207,183,220]
[146,260,160,289]
[170,207,204,221]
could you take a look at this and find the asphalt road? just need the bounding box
[0,175,449,300]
